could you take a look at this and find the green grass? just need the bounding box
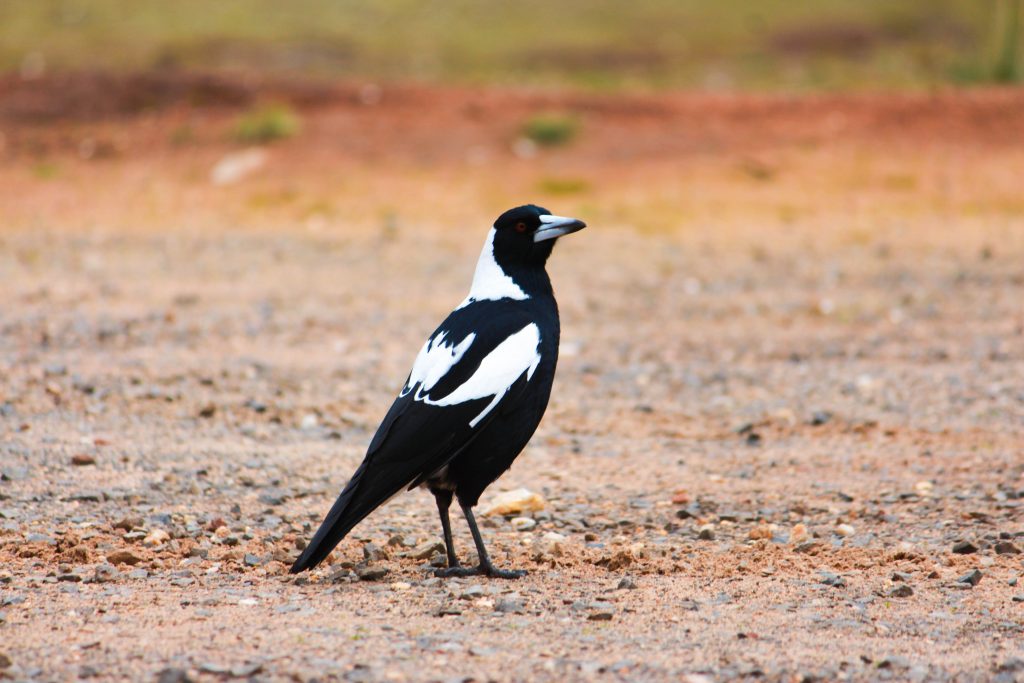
[232,104,301,144]
[0,0,1016,90]
[522,114,579,147]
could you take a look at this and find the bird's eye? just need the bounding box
[515,222,528,233]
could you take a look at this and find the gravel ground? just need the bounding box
[1,82,1023,682]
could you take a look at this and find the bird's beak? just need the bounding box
[533,215,587,243]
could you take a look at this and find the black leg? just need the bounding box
[433,490,460,568]
[435,503,527,579]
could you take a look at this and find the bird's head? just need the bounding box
[491,205,586,268]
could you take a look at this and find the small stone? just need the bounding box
[536,532,567,558]
[107,550,143,566]
[888,584,914,598]
[113,517,144,532]
[819,572,846,588]
[197,404,216,418]
[479,488,546,516]
[510,517,536,531]
[93,565,119,583]
[809,411,833,426]
[494,597,525,614]
[459,585,485,600]
[994,541,1021,555]
[207,518,228,532]
[835,524,855,537]
[588,611,614,621]
[952,540,978,554]
[71,454,96,466]
[789,523,809,544]
[143,529,170,547]
[402,540,444,560]
[436,604,462,616]
[230,664,262,677]
[697,525,715,541]
[355,565,389,581]
[243,554,261,567]
[156,667,191,683]
[998,658,1024,673]
[617,577,638,590]
[1012,594,1024,602]
[748,524,772,540]
[957,569,983,586]
[362,543,387,562]
[57,573,82,583]
[0,653,12,669]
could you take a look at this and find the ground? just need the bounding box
[1,77,1024,682]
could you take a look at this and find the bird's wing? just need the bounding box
[290,305,542,572]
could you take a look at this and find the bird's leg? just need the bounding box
[435,503,527,579]
[433,490,460,568]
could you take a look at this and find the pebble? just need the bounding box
[355,565,389,581]
[156,668,191,683]
[93,565,120,583]
[835,524,855,537]
[107,550,144,566]
[888,584,914,598]
[71,454,96,466]
[494,597,525,614]
[994,541,1021,555]
[402,540,445,560]
[617,577,638,590]
[459,585,485,600]
[697,525,715,541]
[957,569,983,586]
[952,540,978,554]
[818,572,846,588]
[143,529,170,546]
[789,523,809,544]
[511,516,537,531]
[479,488,546,516]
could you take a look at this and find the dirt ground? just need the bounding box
[1,76,1024,682]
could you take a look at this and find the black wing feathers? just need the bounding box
[289,301,539,573]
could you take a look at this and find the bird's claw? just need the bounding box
[434,564,527,580]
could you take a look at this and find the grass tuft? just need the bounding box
[522,114,580,147]
[232,104,301,144]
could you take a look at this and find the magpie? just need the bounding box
[290,205,585,578]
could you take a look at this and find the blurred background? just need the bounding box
[1,0,1021,89]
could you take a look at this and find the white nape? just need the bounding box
[421,323,541,428]
[402,330,476,397]
[457,228,528,309]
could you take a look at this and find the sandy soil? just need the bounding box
[1,77,1023,682]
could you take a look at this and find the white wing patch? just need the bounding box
[456,228,528,309]
[402,330,476,397]
[421,323,542,427]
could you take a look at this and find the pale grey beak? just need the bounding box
[533,214,587,242]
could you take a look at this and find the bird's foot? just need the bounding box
[434,564,527,580]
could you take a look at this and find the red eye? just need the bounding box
[515,222,527,233]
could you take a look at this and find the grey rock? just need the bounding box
[994,541,1021,555]
[957,569,983,586]
[952,540,978,554]
[355,565,389,581]
[617,577,638,590]
[495,598,525,614]
[819,572,846,588]
[888,584,914,598]
[156,668,192,683]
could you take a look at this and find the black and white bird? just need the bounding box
[290,205,585,578]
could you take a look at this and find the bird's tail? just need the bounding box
[290,463,378,573]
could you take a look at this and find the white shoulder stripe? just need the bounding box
[401,330,476,397]
[422,323,541,427]
[456,228,528,309]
